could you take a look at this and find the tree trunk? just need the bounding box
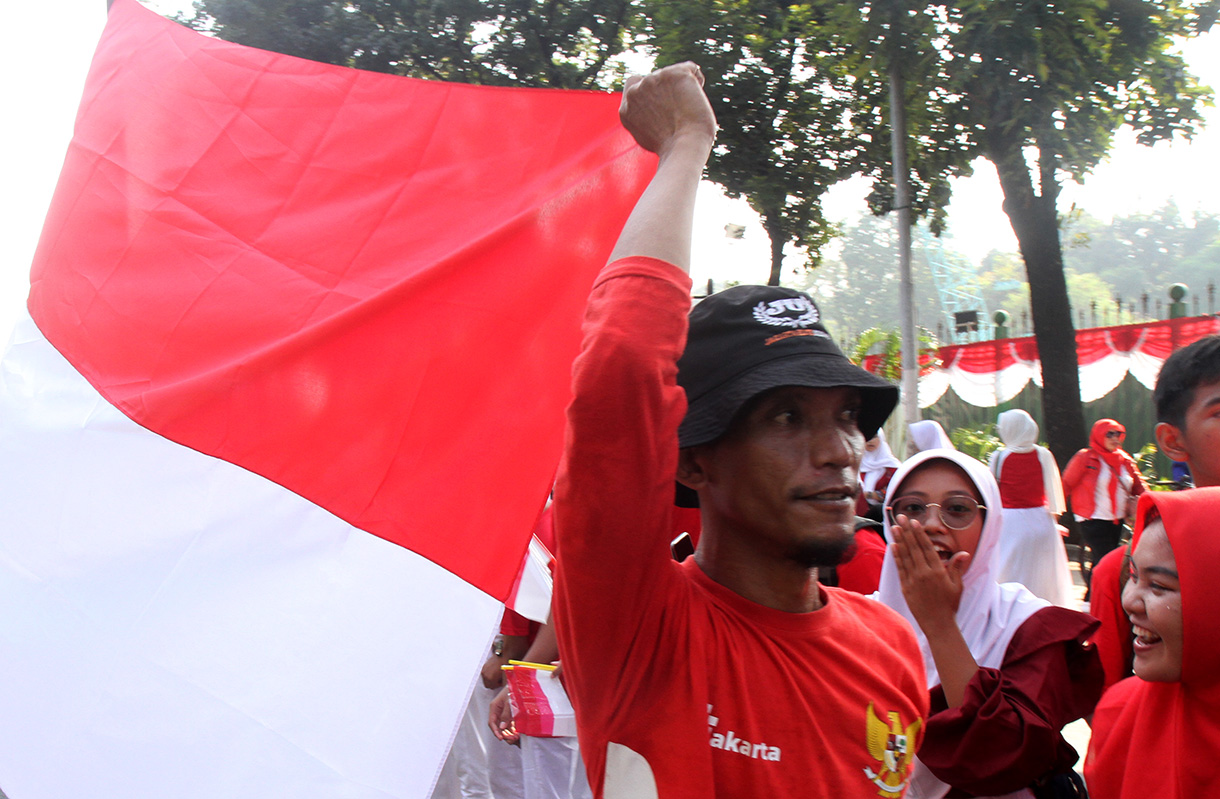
[986,144,1087,468]
[763,213,785,286]
[761,222,780,287]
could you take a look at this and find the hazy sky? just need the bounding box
[3,0,1218,342]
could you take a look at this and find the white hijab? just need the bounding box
[988,410,1066,515]
[877,449,1048,799]
[860,430,901,494]
[908,420,953,453]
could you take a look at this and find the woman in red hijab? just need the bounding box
[1062,419,1146,592]
[1084,488,1220,798]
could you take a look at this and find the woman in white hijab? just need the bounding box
[857,429,902,519]
[988,410,1074,607]
[878,449,1102,798]
[908,420,953,453]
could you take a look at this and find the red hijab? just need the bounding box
[1089,419,1133,510]
[1084,488,1220,798]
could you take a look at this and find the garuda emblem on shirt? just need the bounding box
[863,702,921,798]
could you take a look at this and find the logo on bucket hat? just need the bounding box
[752,297,820,328]
[676,285,897,449]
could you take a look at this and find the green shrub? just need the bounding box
[950,425,1002,465]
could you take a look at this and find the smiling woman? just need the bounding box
[1084,488,1220,799]
[1122,515,1182,682]
[877,448,1104,799]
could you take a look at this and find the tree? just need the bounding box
[977,250,1025,315]
[179,0,642,89]
[986,269,1119,330]
[847,0,1217,466]
[1062,203,1220,304]
[799,213,941,340]
[826,2,970,234]
[648,0,868,284]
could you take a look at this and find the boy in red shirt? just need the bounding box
[552,64,927,799]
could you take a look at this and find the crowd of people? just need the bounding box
[432,64,1220,799]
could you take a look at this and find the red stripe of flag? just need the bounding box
[28,0,654,599]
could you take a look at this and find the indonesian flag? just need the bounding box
[0,1,653,797]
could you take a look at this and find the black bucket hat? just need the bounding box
[677,285,898,448]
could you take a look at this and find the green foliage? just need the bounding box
[988,269,1119,328]
[977,201,1220,325]
[798,214,943,339]
[933,1,1214,181]
[949,425,1001,466]
[1133,441,1180,491]
[977,250,1027,318]
[179,0,643,89]
[841,0,1217,258]
[844,326,936,402]
[846,325,938,380]
[1061,203,1220,304]
[824,1,978,235]
[876,0,1219,462]
[647,0,868,283]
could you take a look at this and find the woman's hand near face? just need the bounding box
[892,513,970,628]
[892,513,980,707]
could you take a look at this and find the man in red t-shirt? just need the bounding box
[552,64,927,799]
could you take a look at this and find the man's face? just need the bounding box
[683,385,865,568]
[1157,378,1220,488]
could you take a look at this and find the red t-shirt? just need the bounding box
[500,608,540,639]
[837,528,887,595]
[554,258,928,798]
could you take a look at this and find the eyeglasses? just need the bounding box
[887,496,985,530]
[1105,431,1124,439]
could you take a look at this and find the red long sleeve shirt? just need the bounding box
[553,258,928,798]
